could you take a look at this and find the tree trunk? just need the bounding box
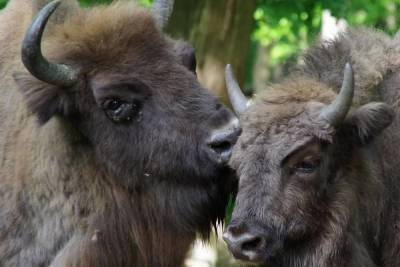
[167,0,257,103]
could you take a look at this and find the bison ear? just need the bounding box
[344,102,394,145]
[13,72,74,124]
[173,40,197,73]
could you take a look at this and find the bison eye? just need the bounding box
[102,99,141,123]
[294,159,320,174]
[107,100,122,111]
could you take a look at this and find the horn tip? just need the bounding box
[344,62,354,77]
[47,0,62,10]
[343,62,354,84]
[225,64,233,77]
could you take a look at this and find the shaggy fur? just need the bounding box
[227,28,400,266]
[296,28,392,106]
[0,1,237,266]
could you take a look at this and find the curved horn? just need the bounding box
[225,64,250,116]
[319,63,355,126]
[21,0,78,87]
[152,0,175,30]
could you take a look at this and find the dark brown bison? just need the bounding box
[223,28,400,266]
[0,0,240,266]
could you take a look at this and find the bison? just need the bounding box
[0,0,241,266]
[223,28,400,266]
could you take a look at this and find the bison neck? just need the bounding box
[49,185,196,267]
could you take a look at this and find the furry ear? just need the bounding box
[173,40,197,73]
[344,102,394,145]
[13,72,74,124]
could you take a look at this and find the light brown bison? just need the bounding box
[223,29,400,266]
[0,0,240,266]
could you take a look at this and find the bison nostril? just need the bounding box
[209,140,232,154]
[242,236,263,251]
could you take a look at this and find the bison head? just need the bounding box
[13,0,240,238]
[223,64,393,264]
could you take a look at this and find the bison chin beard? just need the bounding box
[94,165,237,266]
[132,167,237,266]
[142,165,237,236]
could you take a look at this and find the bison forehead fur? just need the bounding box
[0,1,238,266]
[227,28,400,267]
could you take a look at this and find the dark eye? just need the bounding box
[107,99,122,111]
[102,99,141,123]
[294,159,320,174]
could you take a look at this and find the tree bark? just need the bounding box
[167,0,257,103]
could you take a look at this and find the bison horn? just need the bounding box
[21,0,78,87]
[319,63,354,126]
[225,64,250,116]
[152,0,175,30]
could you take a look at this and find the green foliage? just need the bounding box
[252,0,400,81]
[224,195,236,224]
[79,0,112,6]
[254,0,322,67]
[138,0,152,7]
[0,0,7,9]
[329,0,400,34]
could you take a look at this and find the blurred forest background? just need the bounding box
[1,0,399,266]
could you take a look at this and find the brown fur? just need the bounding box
[226,28,400,266]
[296,28,392,106]
[0,1,237,266]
